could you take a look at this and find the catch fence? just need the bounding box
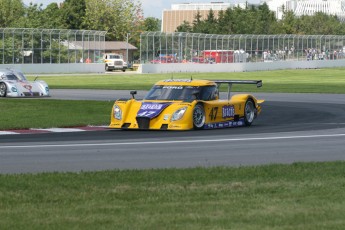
[0,28,106,64]
[140,32,345,64]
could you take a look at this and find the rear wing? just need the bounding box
[213,80,262,87]
[212,80,262,100]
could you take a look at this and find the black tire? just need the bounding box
[122,69,126,72]
[244,99,255,126]
[105,64,109,71]
[0,82,7,97]
[193,103,205,129]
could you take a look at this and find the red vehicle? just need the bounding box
[202,50,234,63]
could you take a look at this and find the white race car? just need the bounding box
[0,69,49,97]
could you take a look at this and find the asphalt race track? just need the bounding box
[1,90,345,174]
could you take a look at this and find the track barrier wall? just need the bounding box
[138,59,345,73]
[0,63,105,74]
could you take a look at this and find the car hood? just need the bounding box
[15,81,43,91]
[6,80,47,93]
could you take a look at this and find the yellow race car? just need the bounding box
[109,79,264,130]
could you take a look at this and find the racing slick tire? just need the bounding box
[0,83,7,97]
[193,103,205,129]
[244,99,255,126]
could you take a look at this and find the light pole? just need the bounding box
[126,33,130,63]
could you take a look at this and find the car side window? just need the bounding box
[199,86,217,101]
[5,74,18,80]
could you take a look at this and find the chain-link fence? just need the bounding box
[140,32,345,64]
[0,28,106,64]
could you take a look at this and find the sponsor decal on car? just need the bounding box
[222,105,235,118]
[163,79,192,83]
[137,102,171,119]
[163,86,183,89]
[204,118,245,129]
[23,84,32,91]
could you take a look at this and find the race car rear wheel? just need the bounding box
[244,99,255,126]
[0,83,6,97]
[193,103,205,129]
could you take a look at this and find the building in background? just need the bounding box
[162,1,345,33]
[294,0,345,20]
[263,0,345,20]
[161,2,252,33]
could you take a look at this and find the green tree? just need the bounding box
[84,0,143,41]
[6,1,64,29]
[143,17,160,31]
[276,10,298,34]
[176,20,192,32]
[231,6,249,34]
[0,37,21,64]
[15,3,65,29]
[42,3,64,29]
[19,2,44,28]
[256,3,277,34]
[0,0,25,27]
[299,12,344,35]
[192,10,204,33]
[204,9,218,34]
[217,8,234,34]
[61,0,86,29]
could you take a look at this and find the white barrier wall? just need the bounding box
[138,59,345,74]
[1,60,344,74]
[0,63,105,74]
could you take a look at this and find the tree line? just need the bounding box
[176,3,345,35]
[1,0,344,43]
[0,0,160,43]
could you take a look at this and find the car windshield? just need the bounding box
[109,55,121,59]
[144,85,218,101]
[1,71,27,81]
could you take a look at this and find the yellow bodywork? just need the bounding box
[109,79,263,130]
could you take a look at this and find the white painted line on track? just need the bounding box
[0,131,19,135]
[1,133,345,149]
[34,128,87,132]
[0,126,108,135]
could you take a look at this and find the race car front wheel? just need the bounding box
[244,99,255,126]
[193,103,205,129]
[0,83,6,97]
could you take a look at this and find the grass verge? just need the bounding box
[29,68,345,93]
[1,162,345,229]
[0,99,112,130]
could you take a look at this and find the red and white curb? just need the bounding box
[0,126,109,135]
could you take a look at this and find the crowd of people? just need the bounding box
[257,46,344,62]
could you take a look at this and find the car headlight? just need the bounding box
[171,106,188,121]
[113,105,122,120]
[45,86,49,93]
[11,86,17,92]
